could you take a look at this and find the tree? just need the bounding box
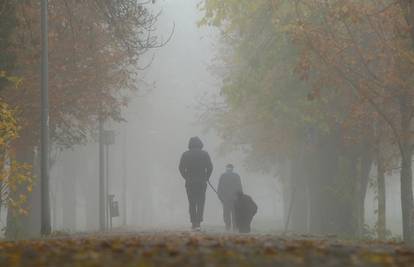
[0,101,34,238]
[199,0,411,239]
[290,0,414,242]
[0,0,17,91]
[0,0,163,237]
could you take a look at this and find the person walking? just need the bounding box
[217,164,243,231]
[179,137,213,231]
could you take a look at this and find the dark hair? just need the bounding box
[226,164,234,169]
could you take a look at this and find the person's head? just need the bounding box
[188,136,203,150]
[225,164,234,172]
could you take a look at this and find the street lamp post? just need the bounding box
[99,117,105,231]
[102,130,115,230]
[122,127,127,226]
[40,0,51,236]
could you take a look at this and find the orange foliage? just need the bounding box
[2,0,156,149]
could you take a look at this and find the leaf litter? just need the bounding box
[0,231,413,267]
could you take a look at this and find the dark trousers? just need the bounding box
[223,203,236,230]
[186,182,207,225]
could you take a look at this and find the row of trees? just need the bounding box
[200,0,414,242]
[0,0,161,238]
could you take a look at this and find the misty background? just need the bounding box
[48,0,281,233]
[44,0,403,236]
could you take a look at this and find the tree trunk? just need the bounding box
[288,154,309,233]
[356,148,373,237]
[122,130,127,226]
[84,150,98,231]
[400,96,413,243]
[377,156,386,240]
[400,151,413,243]
[62,167,77,231]
[308,147,329,235]
[279,159,291,228]
[0,148,6,223]
[307,130,343,235]
[348,155,359,236]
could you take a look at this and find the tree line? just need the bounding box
[199,0,414,243]
[0,0,160,238]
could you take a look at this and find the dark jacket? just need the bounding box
[217,171,242,205]
[179,137,213,185]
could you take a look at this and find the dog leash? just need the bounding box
[207,180,218,195]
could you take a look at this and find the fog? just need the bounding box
[0,0,411,246]
[48,0,282,233]
[43,0,408,237]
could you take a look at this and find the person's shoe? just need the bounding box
[192,222,201,232]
